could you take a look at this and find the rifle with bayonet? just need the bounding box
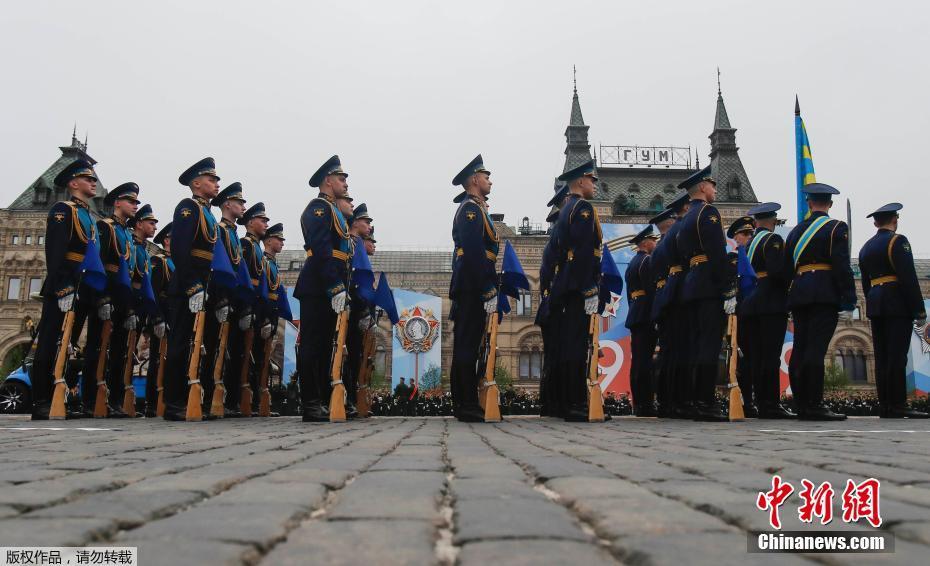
[50,309,77,420]
[329,308,351,422]
[121,325,138,417]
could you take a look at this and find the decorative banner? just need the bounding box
[392,289,442,392]
[282,286,300,386]
[906,299,930,395]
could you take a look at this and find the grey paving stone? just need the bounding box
[570,495,737,538]
[454,497,589,544]
[459,539,619,565]
[327,470,445,520]
[25,489,203,525]
[452,478,545,501]
[263,519,436,566]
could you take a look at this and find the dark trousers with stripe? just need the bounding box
[629,324,657,413]
[870,316,912,410]
[687,298,724,405]
[297,295,337,409]
[743,313,788,410]
[30,296,90,409]
[450,294,485,412]
[788,304,838,411]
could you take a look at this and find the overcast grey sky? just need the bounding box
[3,1,929,253]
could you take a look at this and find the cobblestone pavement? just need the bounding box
[1,415,928,565]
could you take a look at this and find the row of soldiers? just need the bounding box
[30,155,376,421]
[618,170,928,420]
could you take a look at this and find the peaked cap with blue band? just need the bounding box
[104,182,140,206]
[452,154,490,187]
[54,159,97,188]
[309,155,348,187]
[178,157,219,186]
[211,182,246,207]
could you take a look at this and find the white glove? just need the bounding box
[188,291,205,313]
[838,310,854,323]
[123,314,138,331]
[238,313,254,330]
[260,322,273,339]
[153,321,166,339]
[97,302,112,320]
[724,297,737,315]
[484,296,498,314]
[331,291,347,313]
[58,293,75,313]
[584,296,598,315]
[215,304,229,323]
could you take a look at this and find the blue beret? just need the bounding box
[630,224,658,245]
[53,159,97,188]
[727,216,755,239]
[212,182,246,207]
[263,222,285,241]
[239,202,269,226]
[747,202,782,219]
[557,159,597,183]
[866,202,902,219]
[677,165,715,190]
[104,182,141,206]
[154,221,172,245]
[179,157,219,186]
[309,155,348,187]
[452,154,490,187]
[547,181,569,207]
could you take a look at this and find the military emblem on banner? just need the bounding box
[397,305,440,353]
[601,291,623,318]
[917,322,930,356]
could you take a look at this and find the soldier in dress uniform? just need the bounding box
[449,155,500,423]
[207,183,251,418]
[726,215,757,416]
[782,183,856,420]
[649,191,690,418]
[146,222,174,417]
[676,166,730,421]
[163,157,222,421]
[859,203,928,418]
[536,182,568,417]
[83,182,141,418]
[362,226,377,255]
[625,225,660,417]
[128,205,160,415]
[741,203,795,419]
[31,160,100,420]
[295,155,353,422]
[550,159,602,422]
[258,221,285,416]
[347,202,374,419]
[236,202,273,413]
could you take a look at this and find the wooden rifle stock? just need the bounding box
[49,310,76,420]
[185,310,206,421]
[121,327,138,417]
[356,329,376,418]
[726,314,745,422]
[480,314,502,422]
[329,309,350,422]
[93,320,114,418]
[210,321,230,418]
[587,314,605,422]
[238,327,255,416]
[155,334,167,417]
[258,331,274,417]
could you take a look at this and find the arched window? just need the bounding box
[519,348,543,380]
[649,195,663,211]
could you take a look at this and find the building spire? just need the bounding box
[717,66,721,96]
[713,71,732,131]
[72,123,78,145]
[562,67,591,173]
[573,64,577,93]
[83,131,88,152]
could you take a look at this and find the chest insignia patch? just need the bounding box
[314,208,324,217]
[180,208,192,218]
[466,211,476,221]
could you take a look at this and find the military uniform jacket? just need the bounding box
[295,194,352,299]
[237,231,266,314]
[625,251,654,329]
[262,253,282,328]
[782,211,856,310]
[130,235,151,315]
[150,253,174,320]
[677,200,730,303]
[449,195,500,301]
[170,196,219,298]
[550,194,602,301]
[42,197,97,299]
[534,237,559,326]
[740,228,788,316]
[858,229,925,319]
[649,221,686,321]
[98,215,134,309]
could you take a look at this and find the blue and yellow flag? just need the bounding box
[795,96,817,223]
